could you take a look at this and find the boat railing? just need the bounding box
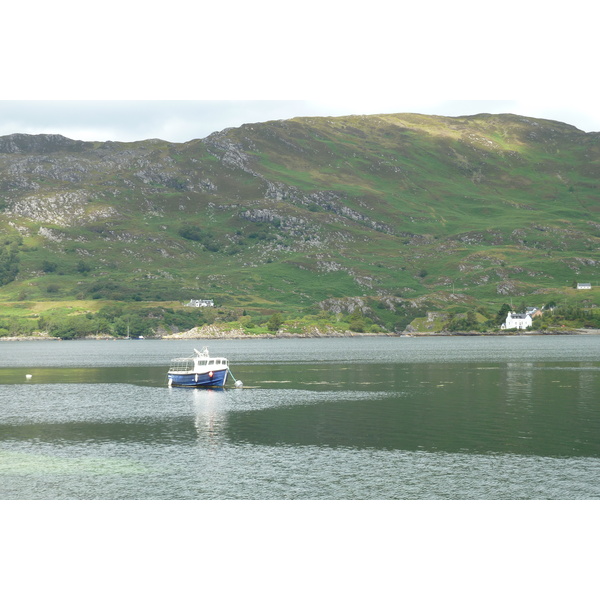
[169,358,195,372]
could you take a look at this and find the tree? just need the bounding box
[0,239,20,285]
[348,308,367,333]
[266,312,283,332]
[446,311,479,332]
[495,303,512,325]
[466,311,477,328]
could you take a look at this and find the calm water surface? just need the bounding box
[1,336,599,499]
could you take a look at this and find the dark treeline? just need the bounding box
[1,302,598,339]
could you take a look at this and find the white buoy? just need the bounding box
[235,380,243,389]
[26,374,32,379]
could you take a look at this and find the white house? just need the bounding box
[185,299,214,308]
[576,283,592,290]
[501,312,533,330]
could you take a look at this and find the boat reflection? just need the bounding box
[190,388,229,446]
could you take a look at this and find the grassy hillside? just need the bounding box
[0,113,599,333]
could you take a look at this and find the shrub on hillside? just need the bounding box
[178,225,221,252]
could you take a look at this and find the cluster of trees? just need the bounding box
[346,308,382,333]
[0,237,21,286]
[2,300,598,340]
[263,309,383,334]
[445,311,481,332]
[1,306,207,340]
[442,302,600,333]
[1,305,388,339]
[532,305,600,330]
[255,304,599,335]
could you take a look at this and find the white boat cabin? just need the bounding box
[169,347,228,373]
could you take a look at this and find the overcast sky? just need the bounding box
[2,1,598,143]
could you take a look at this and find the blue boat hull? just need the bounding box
[168,368,228,388]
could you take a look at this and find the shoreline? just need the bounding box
[2,329,599,341]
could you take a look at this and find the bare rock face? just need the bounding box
[0,133,92,154]
[319,297,368,314]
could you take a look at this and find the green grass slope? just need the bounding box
[0,113,598,329]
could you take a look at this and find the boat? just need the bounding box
[167,347,230,388]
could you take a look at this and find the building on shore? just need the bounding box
[501,312,533,330]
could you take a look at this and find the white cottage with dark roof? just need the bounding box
[501,312,533,330]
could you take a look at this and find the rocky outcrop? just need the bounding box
[7,191,117,226]
[0,133,92,154]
